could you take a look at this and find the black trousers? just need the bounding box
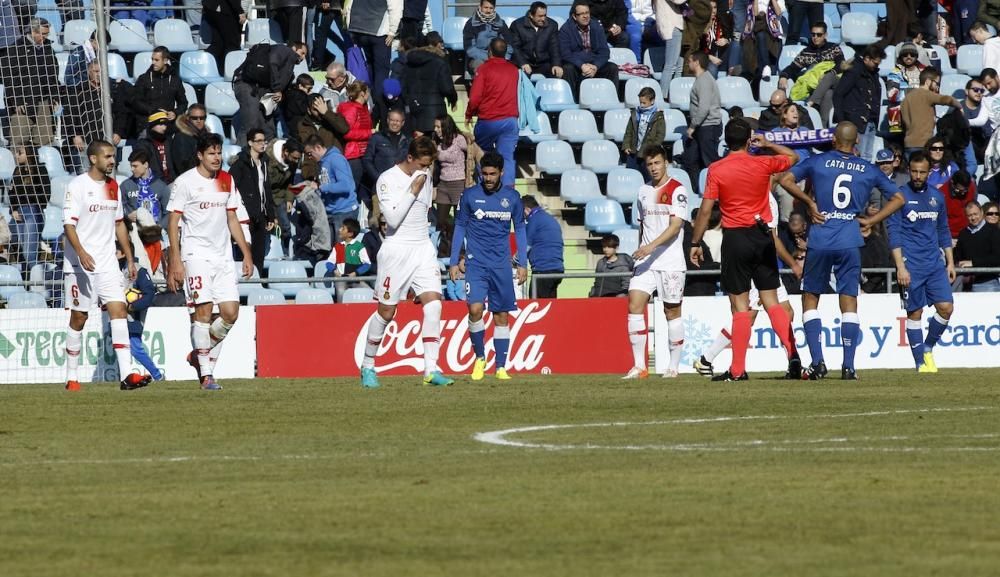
[312,9,350,69]
[562,61,619,101]
[533,270,563,298]
[273,6,308,44]
[204,10,242,71]
[248,217,270,274]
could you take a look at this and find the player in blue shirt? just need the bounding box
[449,152,528,380]
[779,122,905,380]
[885,151,957,373]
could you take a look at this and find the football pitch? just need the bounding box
[2,371,999,576]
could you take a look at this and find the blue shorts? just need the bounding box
[802,247,862,296]
[465,265,517,312]
[902,265,954,312]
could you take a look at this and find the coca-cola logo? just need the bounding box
[353,301,552,373]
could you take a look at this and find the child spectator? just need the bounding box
[325,218,371,293]
[589,234,634,297]
[621,87,664,179]
[283,73,315,137]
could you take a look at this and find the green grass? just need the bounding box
[2,371,1000,576]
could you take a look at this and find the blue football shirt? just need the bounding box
[449,184,528,270]
[790,150,900,250]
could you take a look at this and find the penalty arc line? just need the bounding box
[472,407,1000,452]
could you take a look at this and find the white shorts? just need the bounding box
[376,241,441,305]
[184,259,239,307]
[65,270,126,312]
[748,280,789,310]
[628,268,685,304]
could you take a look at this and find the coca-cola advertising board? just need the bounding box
[256,299,633,377]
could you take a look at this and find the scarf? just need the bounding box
[136,172,161,220]
[145,241,163,275]
[636,104,657,145]
[476,8,497,23]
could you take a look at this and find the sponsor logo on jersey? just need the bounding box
[198,201,229,209]
[821,210,859,221]
[906,210,938,222]
[473,209,512,220]
[88,204,118,213]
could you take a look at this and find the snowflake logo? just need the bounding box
[682,317,717,367]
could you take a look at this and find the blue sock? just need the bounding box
[469,318,486,359]
[924,313,949,350]
[494,325,510,370]
[905,320,925,366]
[129,335,162,379]
[841,313,860,371]
[803,310,824,366]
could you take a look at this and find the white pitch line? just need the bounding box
[0,453,336,467]
[472,407,999,452]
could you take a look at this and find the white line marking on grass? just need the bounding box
[0,454,335,467]
[472,407,999,452]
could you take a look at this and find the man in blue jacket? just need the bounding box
[558,0,620,101]
[304,134,358,243]
[522,195,564,297]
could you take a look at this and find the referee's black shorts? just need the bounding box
[720,225,780,295]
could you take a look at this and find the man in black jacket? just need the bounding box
[203,0,246,71]
[588,0,629,49]
[230,128,276,272]
[400,39,457,135]
[168,104,209,178]
[131,46,188,123]
[133,112,175,182]
[509,2,564,79]
[955,200,1000,292]
[361,109,409,226]
[233,41,308,145]
[832,45,884,162]
[3,17,60,146]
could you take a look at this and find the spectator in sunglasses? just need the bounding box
[924,135,960,194]
[963,78,990,173]
[982,202,1000,228]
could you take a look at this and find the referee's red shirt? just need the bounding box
[703,152,793,229]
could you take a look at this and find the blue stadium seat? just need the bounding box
[602,108,631,142]
[824,2,842,28]
[537,78,578,112]
[624,77,663,107]
[246,18,283,46]
[180,51,224,85]
[826,15,841,44]
[442,17,467,51]
[849,2,885,18]
[205,114,228,142]
[559,168,602,204]
[664,108,686,142]
[931,45,956,74]
[235,263,262,297]
[536,140,578,175]
[133,51,153,78]
[341,286,375,303]
[206,81,239,117]
[940,74,971,99]
[840,12,879,46]
[109,18,153,52]
[0,147,14,180]
[777,45,804,71]
[580,78,624,111]
[63,19,96,47]
[584,198,627,233]
[879,45,896,77]
[183,82,197,109]
[519,111,557,143]
[613,227,639,255]
[957,44,983,76]
[0,265,24,299]
[558,109,601,143]
[247,288,285,305]
[154,19,198,52]
[38,146,66,176]
[224,50,248,81]
[842,44,855,62]
[718,76,756,109]
[295,287,334,304]
[28,263,57,301]
[742,106,765,119]
[40,205,63,242]
[606,167,643,204]
[267,260,308,297]
[699,168,708,195]
[668,77,694,111]
[667,168,693,195]
[580,139,620,174]
[48,174,73,207]
[6,291,47,309]
[630,198,640,228]
[609,47,638,66]
[107,52,131,80]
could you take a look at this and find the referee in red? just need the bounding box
[689,119,800,381]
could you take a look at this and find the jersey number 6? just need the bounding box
[833,174,853,209]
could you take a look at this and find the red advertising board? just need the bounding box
[256,299,633,377]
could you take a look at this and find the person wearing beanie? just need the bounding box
[132,112,175,183]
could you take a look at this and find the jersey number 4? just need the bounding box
[833,174,853,209]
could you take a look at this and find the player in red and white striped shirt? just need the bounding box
[63,140,149,391]
[166,133,253,390]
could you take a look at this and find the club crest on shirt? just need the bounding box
[383,289,391,300]
[928,197,937,207]
[500,197,510,208]
[191,291,199,300]
[72,298,79,307]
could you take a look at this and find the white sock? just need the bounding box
[668,317,685,372]
[362,314,390,369]
[110,318,132,380]
[469,318,485,359]
[628,313,647,370]
[207,318,234,375]
[422,300,442,376]
[192,321,212,376]
[704,328,730,362]
[66,328,82,382]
